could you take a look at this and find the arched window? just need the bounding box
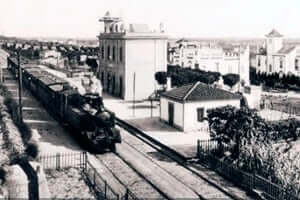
[119,47,123,62]
[115,25,118,32]
[112,46,115,61]
[107,46,110,60]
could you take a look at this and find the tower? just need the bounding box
[265,29,283,73]
[99,11,122,34]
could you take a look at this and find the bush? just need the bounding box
[154,71,167,85]
[25,141,39,159]
[222,73,240,88]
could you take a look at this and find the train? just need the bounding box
[8,59,121,152]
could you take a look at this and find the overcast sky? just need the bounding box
[1,0,300,39]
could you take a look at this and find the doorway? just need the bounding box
[168,102,174,126]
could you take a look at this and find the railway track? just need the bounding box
[96,153,167,199]
[6,63,252,199]
[114,118,254,200]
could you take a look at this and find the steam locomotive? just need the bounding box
[8,59,121,152]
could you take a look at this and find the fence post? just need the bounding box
[197,140,200,157]
[56,153,61,170]
[125,189,129,200]
[84,152,87,170]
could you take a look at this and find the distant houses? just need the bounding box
[169,39,250,85]
[255,29,300,76]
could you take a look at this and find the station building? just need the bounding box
[97,11,168,101]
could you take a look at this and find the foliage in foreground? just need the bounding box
[207,105,300,196]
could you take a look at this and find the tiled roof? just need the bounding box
[266,29,283,37]
[161,82,241,102]
[276,45,296,54]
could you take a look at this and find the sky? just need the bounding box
[1,0,300,39]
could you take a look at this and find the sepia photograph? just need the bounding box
[0,0,300,199]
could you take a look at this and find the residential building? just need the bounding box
[0,48,9,82]
[170,39,250,85]
[40,50,61,59]
[255,29,300,76]
[160,81,241,132]
[0,48,8,68]
[98,11,168,100]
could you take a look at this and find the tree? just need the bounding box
[222,73,240,88]
[207,105,270,158]
[154,71,167,85]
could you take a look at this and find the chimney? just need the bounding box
[166,77,172,91]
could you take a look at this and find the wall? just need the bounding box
[98,38,126,98]
[183,99,240,132]
[160,97,183,129]
[256,55,267,73]
[0,49,8,68]
[125,39,167,100]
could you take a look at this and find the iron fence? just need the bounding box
[83,160,120,200]
[38,151,87,170]
[197,140,300,200]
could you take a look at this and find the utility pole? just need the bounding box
[238,44,241,92]
[133,72,136,117]
[17,51,23,122]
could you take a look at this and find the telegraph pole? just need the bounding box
[238,44,241,92]
[133,72,136,117]
[17,51,23,122]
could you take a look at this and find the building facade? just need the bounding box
[169,39,250,85]
[98,11,168,100]
[255,29,300,76]
[160,81,241,132]
[0,48,9,82]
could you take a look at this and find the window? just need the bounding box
[197,108,204,122]
[107,46,110,60]
[269,64,272,72]
[119,47,123,62]
[112,46,115,61]
[296,59,299,71]
[101,46,104,59]
[258,58,261,66]
[280,58,283,69]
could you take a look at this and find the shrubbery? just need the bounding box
[250,66,300,91]
[166,65,221,87]
[0,84,38,160]
[207,105,300,196]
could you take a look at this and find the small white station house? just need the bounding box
[160,81,241,132]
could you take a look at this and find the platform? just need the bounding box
[103,92,210,158]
